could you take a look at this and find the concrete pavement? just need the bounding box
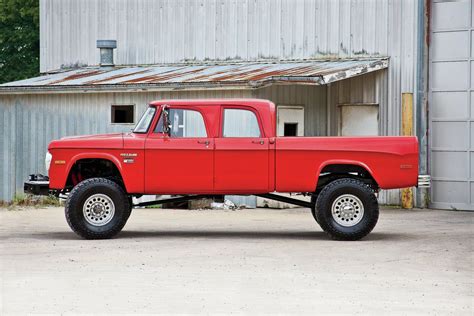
[0,206,472,314]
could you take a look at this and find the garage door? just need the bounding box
[429,0,473,210]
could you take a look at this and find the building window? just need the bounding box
[111,105,134,124]
[339,103,379,136]
[284,123,298,136]
[276,105,304,136]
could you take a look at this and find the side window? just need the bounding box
[223,109,261,137]
[155,108,207,138]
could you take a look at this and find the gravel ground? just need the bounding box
[0,206,473,315]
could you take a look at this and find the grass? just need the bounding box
[0,193,62,209]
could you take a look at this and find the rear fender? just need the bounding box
[315,160,379,188]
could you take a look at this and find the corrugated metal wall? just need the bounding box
[0,74,394,203]
[41,0,418,72]
[40,0,419,140]
[254,85,327,136]
[39,0,420,205]
[0,90,250,201]
[328,70,398,204]
[0,84,329,202]
[4,0,420,205]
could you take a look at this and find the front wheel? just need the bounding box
[315,178,379,240]
[65,178,131,239]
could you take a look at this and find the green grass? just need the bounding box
[0,193,62,209]
[144,204,162,209]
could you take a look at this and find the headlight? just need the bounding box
[45,151,52,172]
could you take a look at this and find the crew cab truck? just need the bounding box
[25,99,423,240]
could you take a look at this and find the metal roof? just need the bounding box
[0,58,388,93]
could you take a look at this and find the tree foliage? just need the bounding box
[0,0,39,84]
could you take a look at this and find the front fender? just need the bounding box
[48,150,125,191]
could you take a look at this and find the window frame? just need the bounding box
[152,106,210,138]
[110,104,135,125]
[220,106,265,138]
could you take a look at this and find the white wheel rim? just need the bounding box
[83,194,115,226]
[331,194,364,227]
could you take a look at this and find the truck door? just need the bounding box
[214,107,270,192]
[144,107,214,194]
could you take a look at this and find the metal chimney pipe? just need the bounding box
[96,40,117,67]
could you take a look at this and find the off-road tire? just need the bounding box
[315,178,379,241]
[65,178,131,239]
[310,194,319,223]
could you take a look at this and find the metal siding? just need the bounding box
[37,0,418,203]
[41,0,414,70]
[429,0,473,210]
[327,70,398,205]
[0,90,259,203]
[254,85,327,136]
[8,0,419,207]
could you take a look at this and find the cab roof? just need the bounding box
[149,98,275,111]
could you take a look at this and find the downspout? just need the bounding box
[415,0,430,208]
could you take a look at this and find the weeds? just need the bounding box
[0,193,62,209]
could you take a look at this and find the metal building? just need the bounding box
[0,0,470,211]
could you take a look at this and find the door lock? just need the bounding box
[197,140,210,145]
[252,140,265,145]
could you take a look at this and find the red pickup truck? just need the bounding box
[25,99,424,240]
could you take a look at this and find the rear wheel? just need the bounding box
[310,194,319,223]
[315,178,379,240]
[65,178,131,239]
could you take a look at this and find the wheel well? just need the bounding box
[315,164,378,193]
[66,159,124,190]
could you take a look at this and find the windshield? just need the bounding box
[133,107,156,133]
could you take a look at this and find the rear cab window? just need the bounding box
[222,108,262,137]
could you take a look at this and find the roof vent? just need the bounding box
[97,40,117,67]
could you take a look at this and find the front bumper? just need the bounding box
[24,174,50,196]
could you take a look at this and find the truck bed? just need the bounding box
[275,136,419,192]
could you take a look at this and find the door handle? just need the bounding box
[252,140,265,145]
[197,140,210,145]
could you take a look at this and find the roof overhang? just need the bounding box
[0,58,388,94]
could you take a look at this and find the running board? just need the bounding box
[256,194,312,208]
[133,193,313,209]
[133,195,213,208]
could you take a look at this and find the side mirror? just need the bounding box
[162,105,171,136]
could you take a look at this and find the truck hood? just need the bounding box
[48,133,124,149]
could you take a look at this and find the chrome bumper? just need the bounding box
[417,175,431,188]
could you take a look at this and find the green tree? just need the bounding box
[0,0,39,84]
